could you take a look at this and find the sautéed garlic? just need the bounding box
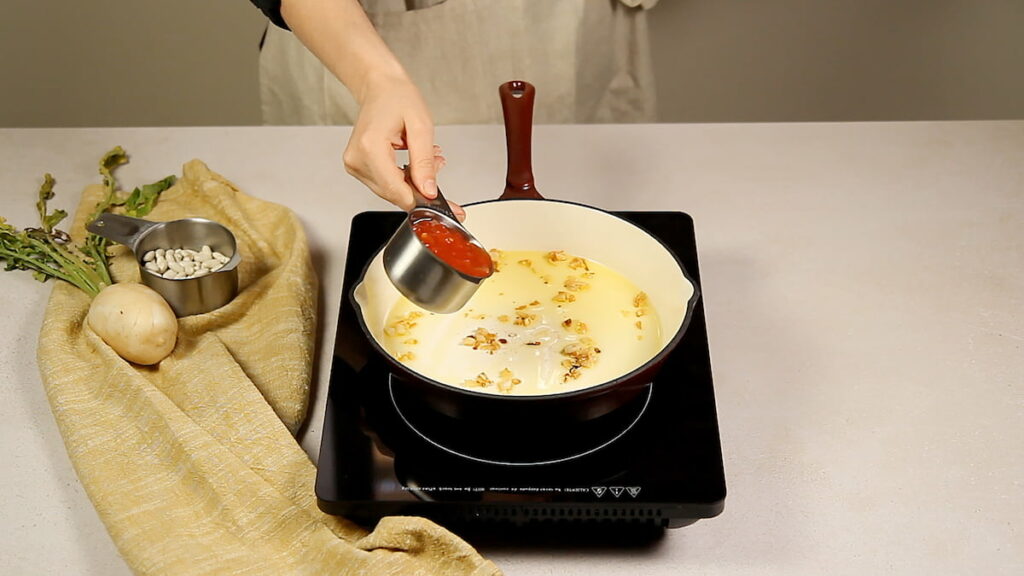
[383,249,661,396]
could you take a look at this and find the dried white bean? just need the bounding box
[142,245,230,280]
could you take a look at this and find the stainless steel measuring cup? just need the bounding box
[382,184,493,314]
[87,213,241,317]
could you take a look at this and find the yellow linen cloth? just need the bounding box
[36,159,501,576]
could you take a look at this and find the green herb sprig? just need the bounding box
[0,147,176,297]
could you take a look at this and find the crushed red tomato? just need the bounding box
[413,218,493,278]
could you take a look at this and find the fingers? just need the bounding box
[433,147,447,173]
[344,144,456,214]
[448,199,466,222]
[406,121,438,199]
[344,138,415,211]
[342,103,455,213]
[430,150,464,220]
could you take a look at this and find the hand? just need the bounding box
[342,73,465,219]
[277,0,463,217]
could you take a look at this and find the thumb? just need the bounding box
[407,129,438,199]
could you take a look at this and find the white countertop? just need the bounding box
[1,122,1021,575]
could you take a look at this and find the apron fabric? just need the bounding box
[258,0,658,125]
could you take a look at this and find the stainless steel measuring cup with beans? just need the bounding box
[87,213,241,316]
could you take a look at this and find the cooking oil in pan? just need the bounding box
[382,249,661,396]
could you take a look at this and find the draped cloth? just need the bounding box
[37,159,501,575]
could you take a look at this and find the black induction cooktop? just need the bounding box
[315,211,725,530]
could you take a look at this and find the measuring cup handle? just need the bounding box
[86,213,159,251]
[403,164,458,220]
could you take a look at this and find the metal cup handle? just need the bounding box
[86,213,160,252]
[401,164,458,221]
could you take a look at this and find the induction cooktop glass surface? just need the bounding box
[316,211,725,530]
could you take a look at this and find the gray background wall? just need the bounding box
[2,0,1022,127]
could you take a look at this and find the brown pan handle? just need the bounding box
[499,81,544,200]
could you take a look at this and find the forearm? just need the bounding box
[279,0,408,105]
[270,0,442,210]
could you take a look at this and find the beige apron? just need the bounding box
[258,0,659,125]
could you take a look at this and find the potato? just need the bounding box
[86,283,178,365]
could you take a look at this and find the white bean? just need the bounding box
[145,244,231,280]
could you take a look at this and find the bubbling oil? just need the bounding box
[382,249,661,396]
